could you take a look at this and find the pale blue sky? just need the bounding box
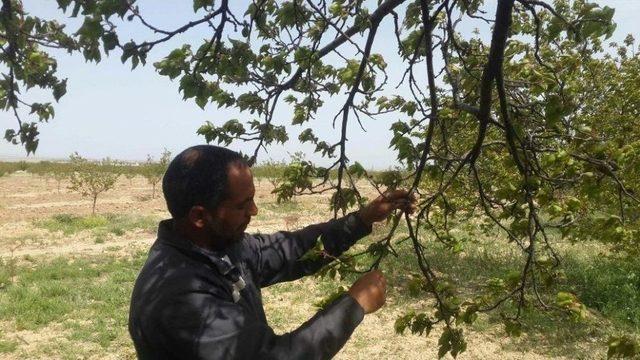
[1,1,638,168]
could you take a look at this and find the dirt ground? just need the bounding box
[0,171,596,359]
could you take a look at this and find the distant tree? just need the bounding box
[254,159,287,190]
[28,161,52,183]
[141,149,171,199]
[16,161,28,172]
[68,153,120,214]
[49,162,72,193]
[0,163,10,178]
[0,161,20,177]
[122,165,138,185]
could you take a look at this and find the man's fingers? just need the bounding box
[382,189,410,201]
[363,190,418,225]
[382,189,417,204]
[390,199,416,210]
[371,270,386,285]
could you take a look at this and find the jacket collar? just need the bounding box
[156,219,238,279]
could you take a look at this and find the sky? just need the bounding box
[1,0,638,168]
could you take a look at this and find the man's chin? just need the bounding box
[216,224,248,248]
[231,227,248,243]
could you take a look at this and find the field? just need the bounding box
[0,170,638,359]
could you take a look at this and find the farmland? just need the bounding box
[0,166,638,359]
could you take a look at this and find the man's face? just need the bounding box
[206,164,258,248]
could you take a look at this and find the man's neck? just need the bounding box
[173,219,224,252]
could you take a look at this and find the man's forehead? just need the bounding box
[227,162,252,177]
[226,164,254,197]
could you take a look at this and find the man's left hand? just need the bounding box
[357,189,416,227]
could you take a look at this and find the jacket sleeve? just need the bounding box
[159,291,365,360]
[246,212,372,287]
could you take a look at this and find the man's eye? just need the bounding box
[235,198,254,210]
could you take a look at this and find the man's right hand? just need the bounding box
[347,270,386,314]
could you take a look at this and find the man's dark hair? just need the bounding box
[162,145,246,219]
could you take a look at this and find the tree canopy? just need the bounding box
[1,0,639,357]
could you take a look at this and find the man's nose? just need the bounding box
[248,201,258,216]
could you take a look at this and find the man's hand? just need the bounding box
[348,270,386,314]
[357,189,416,227]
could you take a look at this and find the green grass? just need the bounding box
[0,252,146,358]
[0,253,145,357]
[35,213,158,238]
[2,218,639,358]
[0,257,17,290]
[0,332,18,354]
[565,255,640,330]
[0,338,18,354]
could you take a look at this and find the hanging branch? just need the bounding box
[192,0,229,75]
[127,4,228,52]
[334,21,380,217]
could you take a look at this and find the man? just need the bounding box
[129,145,414,359]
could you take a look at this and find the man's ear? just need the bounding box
[187,205,209,229]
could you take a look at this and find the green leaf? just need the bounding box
[179,75,204,100]
[193,0,214,12]
[236,93,264,114]
[555,292,589,319]
[394,312,414,335]
[410,313,431,336]
[4,129,16,142]
[438,330,451,357]
[348,162,366,178]
[545,94,564,126]
[76,16,103,39]
[314,286,348,310]
[101,32,119,53]
[53,80,67,101]
[299,236,324,262]
[120,41,137,64]
[459,304,478,325]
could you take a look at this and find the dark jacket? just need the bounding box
[129,212,371,359]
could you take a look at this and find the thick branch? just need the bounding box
[470,0,515,164]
